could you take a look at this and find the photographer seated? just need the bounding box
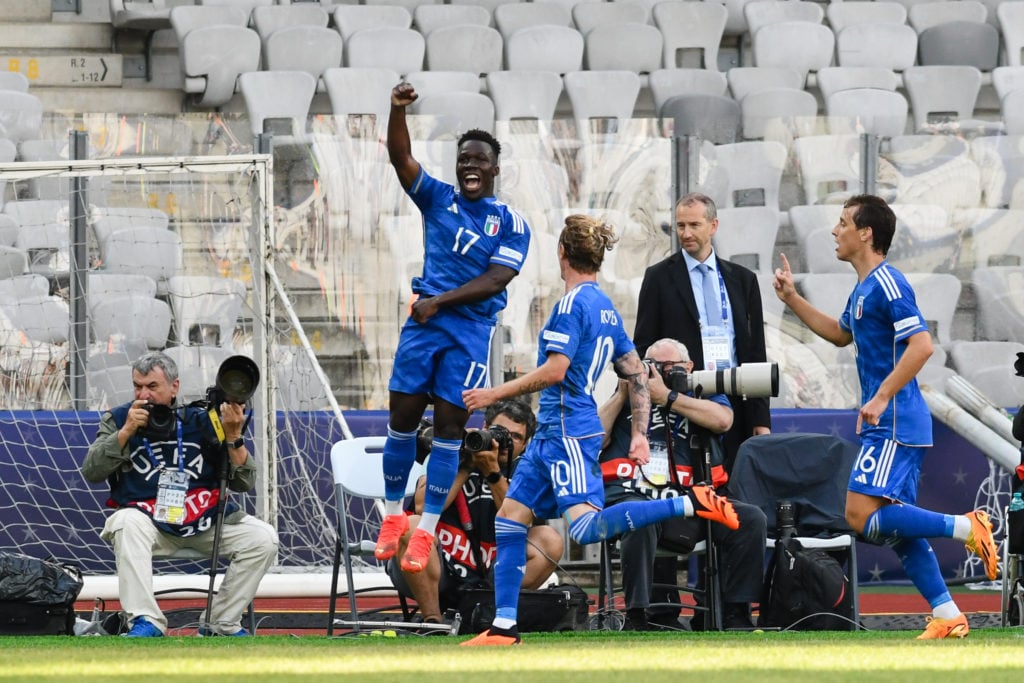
[386,398,564,624]
[82,351,279,637]
[598,338,767,631]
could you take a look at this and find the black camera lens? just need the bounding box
[140,403,177,440]
[776,500,796,538]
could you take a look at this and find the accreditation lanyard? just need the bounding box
[145,421,188,525]
[700,267,733,371]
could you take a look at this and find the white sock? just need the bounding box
[493,617,517,630]
[418,513,439,534]
[383,500,404,517]
[952,515,971,542]
[933,600,961,620]
[682,495,695,517]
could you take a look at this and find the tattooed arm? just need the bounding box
[613,349,651,464]
[463,352,571,412]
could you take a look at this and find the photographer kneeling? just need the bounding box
[387,398,564,624]
[82,351,279,637]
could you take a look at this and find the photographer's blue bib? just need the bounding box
[107,403,238,537]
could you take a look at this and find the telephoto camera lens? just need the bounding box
[776,500,796,539]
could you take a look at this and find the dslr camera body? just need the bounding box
[139,403,178,441]
[415,419,515,470]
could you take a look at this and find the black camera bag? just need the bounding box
[0,551,83,635]
[455,585,590,635]
[759,537,853,631]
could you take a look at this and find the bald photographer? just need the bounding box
[82,351,278,637]
[386,398,563,624]
[599,338,768,631]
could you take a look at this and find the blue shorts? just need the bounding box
[388,309,495,408]
[847,432,924,504]
[507,435,605,520]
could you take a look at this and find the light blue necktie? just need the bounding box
[697,262,723,326]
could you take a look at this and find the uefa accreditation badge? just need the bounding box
[154,469,189,525]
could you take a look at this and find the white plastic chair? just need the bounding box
[713,206,780,273]
[653,0,728,70]
[649,69,728,114]
[424,25,503,76]
[815,66,901,102]
[493,2,572,42]
[826,1,907,33]
[323,67,400,130]
[166,275,247,348]
[345,27,424,78]
[486,70,563,124]
[998,2,1024,67]
[413,4,491,36]
[332,5,412,42]
[327,437,426,635]
[505,25,584,74]
[835,23,917,70]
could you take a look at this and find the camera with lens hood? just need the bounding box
[645,360,780,399]
[139,403,177,441]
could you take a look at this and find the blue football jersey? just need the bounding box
[406,167,530,323]
[535,282,636,440]
[839,262,932,446]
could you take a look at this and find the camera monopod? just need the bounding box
[200,356,259,634]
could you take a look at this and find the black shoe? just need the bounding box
[622,608,655,632]
[723,603,755,630]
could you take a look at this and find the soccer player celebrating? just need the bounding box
[374,82,531,574]
[461,214,739,646]
[772,194,998,639]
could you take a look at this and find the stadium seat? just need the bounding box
[825,1,907,34]
[993,66,1024,102]
[740,87,819,142]
[162,344,234,403]
[713,141,787,211]
[413,4,491,36]
[903,272,961,346]
[1003,90,1024,136]
[815,66,901,102]
[262,26,342,81]
[322,67,400,130]
[727,66,804,101]
[0,91,43,143]
[406,71,481,103]
[954,207,1024,269]
[713,206,780,273]
[949,341,1024,408]
[572,1,648,35]
[972,266,1024,342]
[794,133,865,206]
[564,70,641,136]
[653,0,727,70]
[424,25,503,76]
[238,71,317,148]
[413,92,496,138]
[0,245,27,280]
[826,88,909,137]
[91,206,170,247]
[917,21,998,71]
[170,6,261,107]
[91,295,172,351]
[881,134,981,212]
[788,203,842,245]
[504,25,584,74]
[449,0,520,13]
[907,0,987,32]
[582,23,663,74]
[332,5,412,42]
[800,272,857,319]
[251,3,329,46]
[0,294,70,345]
[902,65,992,134]
[744,0,824,35]
[834,23,917,70]
[87,363,136,410]
[751,21,834,82]
[5,199,69,281]
[98,226,183,291]
[493,2,572,42]
[345,27,424,78]
[363,0,436,9]
[659,93,741,144]
[970,134,1024,209]
[87,272,159,300]
[166,275,248,348]
[998,2,1024,67]
[887,202,956,274]
[486,70,563,124]
[649,69,728,114]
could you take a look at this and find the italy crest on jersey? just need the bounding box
[855,296,865,319]
[484,215,500,236]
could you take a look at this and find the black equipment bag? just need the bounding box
[0,552,83,635]
[456,585,590,635]
[759,537,853,631]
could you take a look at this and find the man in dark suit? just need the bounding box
[634,192,771,474]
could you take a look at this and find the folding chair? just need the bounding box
[327,437,454,635]
[730,433,861,630]
[595,533,723,631]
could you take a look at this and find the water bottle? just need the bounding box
[1010,492,1024,513]
[776,500,797,540]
